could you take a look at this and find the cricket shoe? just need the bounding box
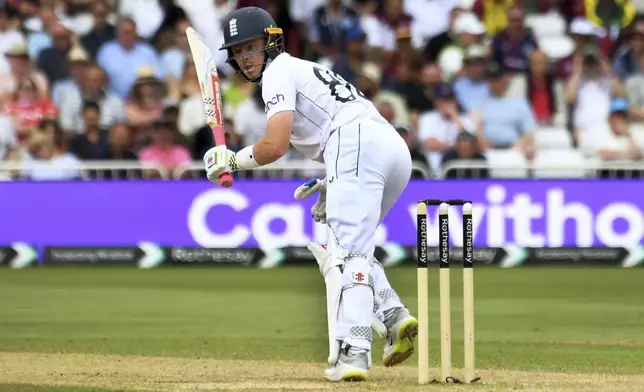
[382,307,418,367]
[324,344,369,382]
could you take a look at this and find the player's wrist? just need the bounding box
[236,145,260,169]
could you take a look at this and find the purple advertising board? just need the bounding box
[0,180,642,248]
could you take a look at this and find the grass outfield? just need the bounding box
[0,267,643,391]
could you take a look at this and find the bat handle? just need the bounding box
[218,172,234,188]
[210,124,235,188]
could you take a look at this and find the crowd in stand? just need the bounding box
[0,0,643,180]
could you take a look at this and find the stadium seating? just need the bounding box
[484,149,529,178]
[532,149,589,178]
[533,127,573,149]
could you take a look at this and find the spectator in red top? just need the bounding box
[525,50,558,125]
[491,7,538,73]
[4,77,56,143]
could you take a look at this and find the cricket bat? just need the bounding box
[185,26,234,188]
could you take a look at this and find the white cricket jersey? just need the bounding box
[261,53,388,161]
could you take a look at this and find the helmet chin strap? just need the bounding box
[251,53,274,85]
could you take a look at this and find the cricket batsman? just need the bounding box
[202,7,417,381]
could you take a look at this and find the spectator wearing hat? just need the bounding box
[97,17,164,98]
[3,76,56,143]
[383,25,415,81]
[440,131,489,179]
[612,20,644,81]
[51,45,90,106]
[356,61,410,126]
[36,23,74,85]
[59,64,124,135]
[470,62,535,158]
[81,0,115,60]
[307,0,361,62]
[69,100,108,160]
[453,44,489,111]
[0,4,25,76]
[566,44,625,144]
[418,82,476,175]
[553,17,604,81]
[491,7,538,74]
[423,5,468,62]
[579,98,643,162]
[138,118,191,173]
[436,12,485,81]
[0,41,48,102]
[332,26,367,86]
[125,66,167,145]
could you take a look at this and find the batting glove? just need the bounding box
[203,146,238,184]
[294,177,327,224]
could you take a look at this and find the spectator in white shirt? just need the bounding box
[58,64,124,134]
[418,82,476,175]
[566,46,625,144]
[0,5,25,76]
[436,12,485,81]
[404,0,459,49]
[361,0,414,62]
[232,88,266,147]
[580,98,643,161]
[21,128,81,180]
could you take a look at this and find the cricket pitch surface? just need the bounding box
[1,267,643,392]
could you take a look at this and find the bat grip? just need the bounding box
[211,125,234,188]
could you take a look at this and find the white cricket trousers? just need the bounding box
[323,119,412,350]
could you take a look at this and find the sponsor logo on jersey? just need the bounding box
[264,94,285,113]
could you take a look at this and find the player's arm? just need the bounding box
[204,65,296,181]
[235,65,297,167]
[251,111,294,164]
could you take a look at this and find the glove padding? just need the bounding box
[203,146,238,184]
[294,177,327,224]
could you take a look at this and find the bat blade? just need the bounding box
[185,26,233,188]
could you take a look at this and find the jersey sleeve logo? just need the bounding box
[265,93,285,113]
